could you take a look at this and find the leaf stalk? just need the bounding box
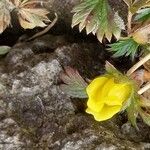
[127,53,150,76]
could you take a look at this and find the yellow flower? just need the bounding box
[86,76,132,121]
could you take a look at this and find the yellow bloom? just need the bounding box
[86,76,132,121]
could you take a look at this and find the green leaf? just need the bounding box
[0,46,11,55]
[109,38,140,60]
[126,95,139,128]
[121,96,132,112]
[139,110,150,126]
[72,0,125,42]
[105,61,135,85]
[121,82,136,111]
[105,61,124,79]
[60,67,88,98]
[105,61,118,73]
[135,8,150,22]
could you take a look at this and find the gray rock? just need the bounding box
[0,118,24,150]
[0,34,149,149]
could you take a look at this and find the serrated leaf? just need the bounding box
[0,46,11,55]
[139,110,150,126]
[11,0,50,29]
[109,38,139,59]
[135,8,150,22]
[60,67,88,98]
[72,0,125,42]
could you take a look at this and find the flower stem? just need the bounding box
[127,53,150,76]
[127,11,132,34]
[27,13,58,41]
[138,82,150,95]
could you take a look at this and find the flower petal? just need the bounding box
[86,76,108,112]
[100,77,115,98]
[105,84,131,106]
[87,98,104,112]
[91,104,122,121]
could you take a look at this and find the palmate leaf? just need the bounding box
[60,67,88,98]
[135,8,150,22]
[109,38,139,59]
[11,0,50,29]
[72,0,125,42]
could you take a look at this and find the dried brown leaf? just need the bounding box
[0,1,11,33]
[11,0,50,29]
[132,23,150,44]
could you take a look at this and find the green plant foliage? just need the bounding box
[67,0,150,127]
[105,62,140,127]
[72,0,125,42]
[60,67,88,98]
[0,46,11,55]
[135,8,150,22]
[105,61,132,83]
[109,38,140,59]
[126,95,139,128]
[140,110,150,126]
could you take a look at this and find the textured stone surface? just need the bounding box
[0,34,149,149]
